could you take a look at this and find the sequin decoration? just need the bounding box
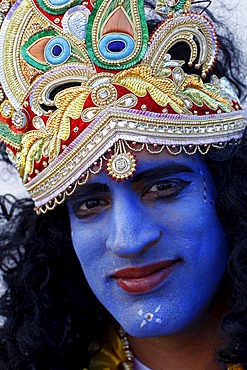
[62,5,90,41]
[0,100,14,118]
[0,13,5,26]
[12,111,27,129]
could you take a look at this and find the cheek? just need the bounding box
[158,191,228,269]
[178,204,228,297]
[70,217,105,268]
[71,225,108,297]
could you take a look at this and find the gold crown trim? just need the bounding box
[25,109,246,206]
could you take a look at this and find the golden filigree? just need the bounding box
[17,86,90,179]
[46,86,89,161]
[181,75,234,112]
[17,130,49,182]
[114,65,187,113]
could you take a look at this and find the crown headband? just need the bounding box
[0,0,246,213]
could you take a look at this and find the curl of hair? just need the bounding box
[0,192,112,369]
[204,135,247,368]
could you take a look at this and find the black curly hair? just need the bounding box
[0,2,246,369]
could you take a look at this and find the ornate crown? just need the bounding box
[0,0,246,213]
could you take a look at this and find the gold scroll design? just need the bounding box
[2,0,32,108]
[17,85,138,182]
[16,86,89,182]
[16,63,233,183]
[16,67,138,182]
[114,65,233,113]
[143,12,218,78]
[19,66,98,181]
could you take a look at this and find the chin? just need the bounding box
[117,304,210,338]
[118,317,185,338]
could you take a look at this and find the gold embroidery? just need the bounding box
[227,365,243,370]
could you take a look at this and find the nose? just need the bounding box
[105,189,161,257]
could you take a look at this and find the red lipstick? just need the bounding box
[112,260,179,294]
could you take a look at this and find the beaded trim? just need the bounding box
[24,108,244,206]
[34,137,242,215]
[119,327,134,369]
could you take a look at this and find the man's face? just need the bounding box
[67,150,228,337]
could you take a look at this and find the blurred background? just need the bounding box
[0,0,246,198]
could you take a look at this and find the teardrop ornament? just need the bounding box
[86,0,149,69]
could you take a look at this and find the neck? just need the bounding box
[128,306,224,370]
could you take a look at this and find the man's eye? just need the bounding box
[73,198,109,219]
[143,179,191,200]
[82,199,102,209]
[149,183,173,192]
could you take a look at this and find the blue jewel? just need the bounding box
[52,44,63,57]
[107,40,126,53]
[45,37,71,65]
[98,33,135,61]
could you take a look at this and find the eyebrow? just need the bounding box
[68,183,109,201]
[132,164,194,183]
[68,164,194,200]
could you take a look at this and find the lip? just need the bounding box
[112,260,180,294]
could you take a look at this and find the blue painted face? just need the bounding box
[67,150,228,337]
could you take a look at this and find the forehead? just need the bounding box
[86,149,209,186]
